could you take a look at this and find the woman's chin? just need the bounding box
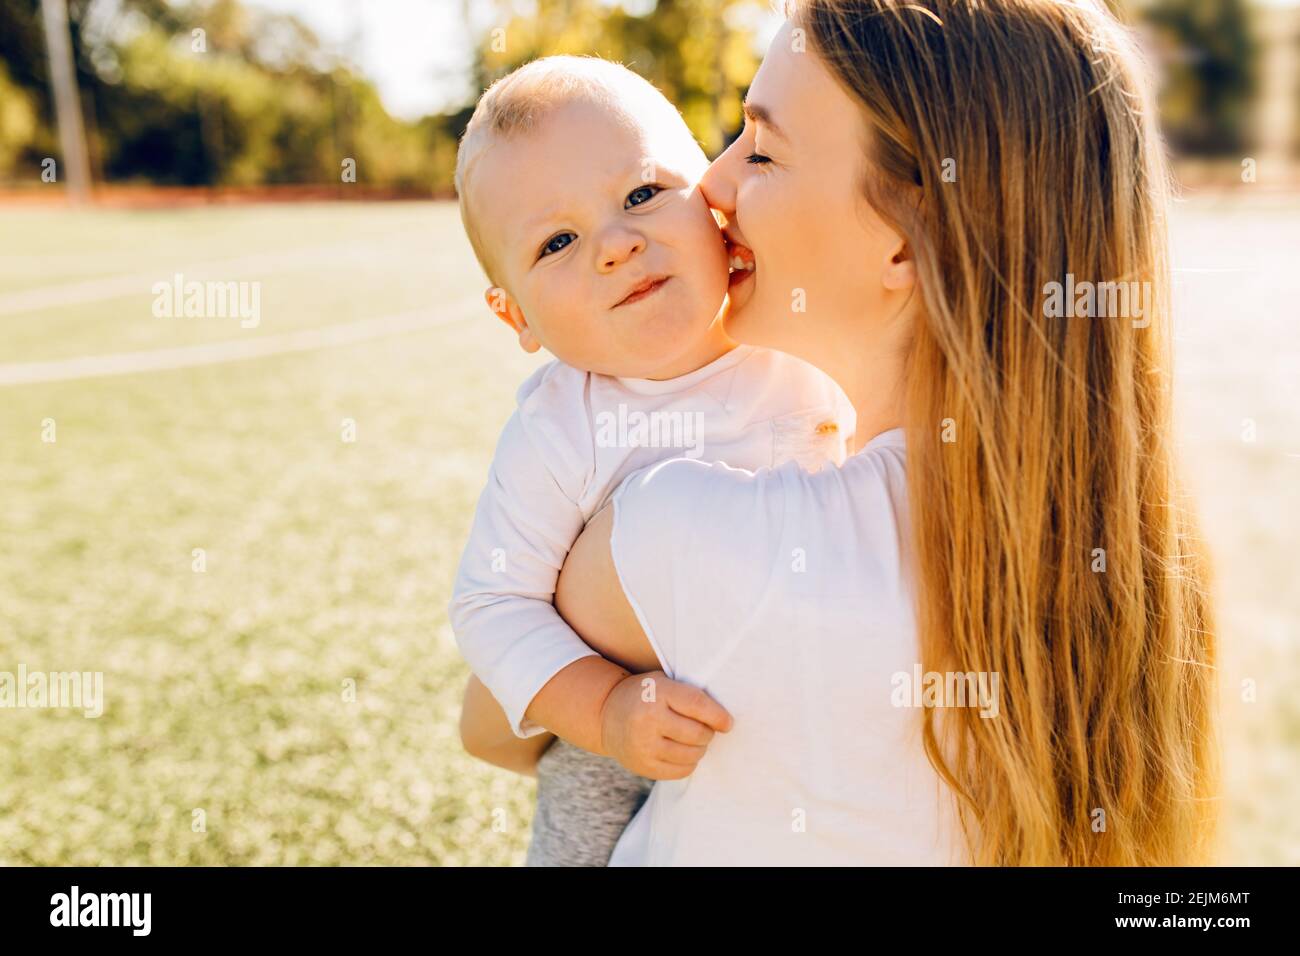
[722,270,758,332]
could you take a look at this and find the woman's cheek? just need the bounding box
[745,185,791,299]
[770,182,829,308]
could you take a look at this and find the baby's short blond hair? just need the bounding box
[455,55,702,286]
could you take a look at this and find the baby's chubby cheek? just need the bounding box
[518,291,591,360]
[684,222,731,302]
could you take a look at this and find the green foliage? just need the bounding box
[0,60,40,178]
[1142,0,1260,155]
[96,8,443,187]
[0,0,442,188]
[0,0,1274,189]
[473,0,765,155]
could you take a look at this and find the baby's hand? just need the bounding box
[600,671,733,780]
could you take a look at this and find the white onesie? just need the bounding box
[448,343,855,736]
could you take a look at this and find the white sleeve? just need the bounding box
[448,409,599,737]
[607,457,784,685]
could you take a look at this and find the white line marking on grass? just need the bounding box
[0,240,409,317]
[0,271,167,317]
[0,309,469,386]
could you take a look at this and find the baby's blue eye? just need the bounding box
[625,185,661,208]
[540,232,575,258]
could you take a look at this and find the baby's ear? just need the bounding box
[483,286,540,354]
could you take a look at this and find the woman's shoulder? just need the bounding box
[606,428,912,683]
[613,427,908,549]
[627,426,903,488]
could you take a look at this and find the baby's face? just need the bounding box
[473,101,730,378]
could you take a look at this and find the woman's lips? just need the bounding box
[728,262,756,289]
[614,276,670,307]
[727,239,756,288]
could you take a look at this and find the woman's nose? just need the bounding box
[597,228,646,272]
[700,142,740,222]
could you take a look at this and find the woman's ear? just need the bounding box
[483,286,541,354]
[881,241,917,292]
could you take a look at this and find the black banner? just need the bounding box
[0,866,1281,942]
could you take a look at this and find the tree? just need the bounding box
[1139,0,1260,155]
[467,0,767,156]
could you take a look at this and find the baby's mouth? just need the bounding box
[726,238,756,287]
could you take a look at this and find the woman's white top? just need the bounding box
[608,429,965,865]
[448,345,855,736]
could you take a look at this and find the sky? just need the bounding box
[240,0,1297,122]
[242,0,482,119]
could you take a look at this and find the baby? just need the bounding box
[449,55,854,866]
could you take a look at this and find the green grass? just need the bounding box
[0,197,1296,865]
[0,202,546,865]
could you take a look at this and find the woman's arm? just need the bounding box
[459,675,555,777]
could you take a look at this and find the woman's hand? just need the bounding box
[601,670,733,780]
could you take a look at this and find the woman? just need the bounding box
[554,0,1219,865]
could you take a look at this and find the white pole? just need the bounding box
[40,0,92,203]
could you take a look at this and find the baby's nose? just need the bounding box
[598,231,646,271]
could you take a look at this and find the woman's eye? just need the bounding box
[746,152,772,165]
[625,185,662,208]
[539,232,575,258]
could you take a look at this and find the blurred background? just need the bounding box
[0,0,1295,865]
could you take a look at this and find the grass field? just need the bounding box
[0,197,1296,865]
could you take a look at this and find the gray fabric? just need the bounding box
[525,737,653,867]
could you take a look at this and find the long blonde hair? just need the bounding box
[794,0,1218,864]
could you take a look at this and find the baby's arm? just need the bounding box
[450,407,729,777]
[459,675,555,777]
[523,640,733,781]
